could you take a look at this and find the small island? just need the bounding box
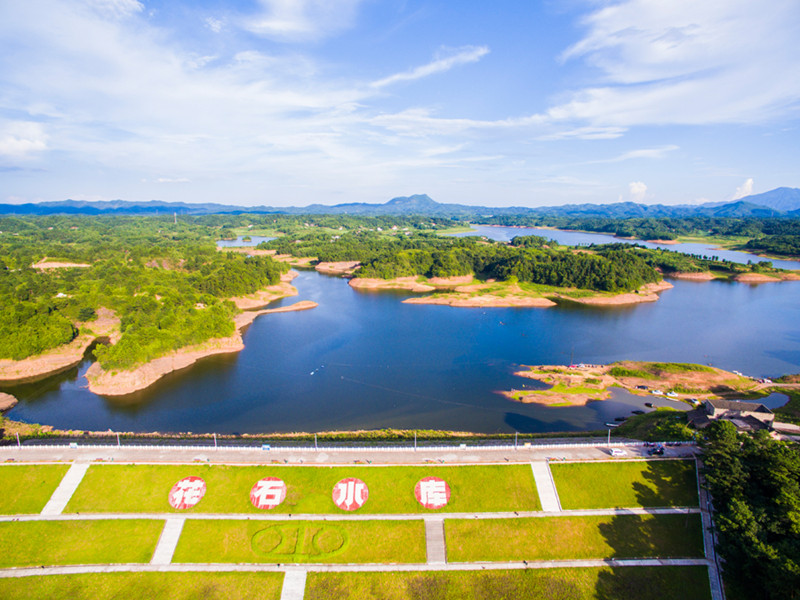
[501,361,788,407]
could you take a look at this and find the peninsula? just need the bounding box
[501,361,789,407]
[85,273,315,396]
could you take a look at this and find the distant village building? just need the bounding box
[688,398,774,431]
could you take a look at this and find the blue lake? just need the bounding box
[5,266,800,434]
[453,225,800,270]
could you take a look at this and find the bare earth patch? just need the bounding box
[315,261,360,275]
[32,258,91,270]
[667,272,715,281]
[734,272,800,283]
[349,277,436,292]
[218,247,317,267]
[230,271,299,309]
[217,247,274,256]
[0,392,18,412]
[506,361,755,407]
[405,294,556,308]
[556,281,673,306]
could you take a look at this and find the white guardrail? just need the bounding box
[7,441,697,452]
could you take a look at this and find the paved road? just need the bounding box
[0,442,696,465]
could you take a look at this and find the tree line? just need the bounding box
[476,215,800,256]
[0,216,286,368]
[700,421,800,599]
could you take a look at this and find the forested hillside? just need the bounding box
[700,422,800,599]
[0,216,286,368]
[1,213,794,368]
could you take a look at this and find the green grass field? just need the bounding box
[0,520,163,567]
[65,464,539,514]
[173,519,426,564]
[445,514,704,562]
[0,572,284,600]
[0,464,70,514]
[305,567,712,600]
[551,460,698,509]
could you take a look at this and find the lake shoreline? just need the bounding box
[85,296,317,397]
[352,276,673,307]
[502,360,789,408]
[0,307,120,386]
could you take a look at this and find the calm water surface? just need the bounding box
[5,268,800,434]
[216,235,274,247]
[454,226,800,270]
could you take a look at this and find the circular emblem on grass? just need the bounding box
[250,477,287,510]
[332,477,368,511]
[251,524,349,559]
[415,476,450,509]
[168,476,206,509]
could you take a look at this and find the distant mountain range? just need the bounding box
[2,187,800,218]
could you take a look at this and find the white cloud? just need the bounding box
[550,0,800,128]
[371,46,490,88]
[156,177,190,183]
[84,0,143,20]
[243,0,364,42]
[732,178,754,200]
[205,17,224,33]
[629,181,648,202]
[0,121,48,159]
[585,145,679,164]
[537,126,626,141]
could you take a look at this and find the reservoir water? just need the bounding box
[454,226,800,271]
[5,265,800,434]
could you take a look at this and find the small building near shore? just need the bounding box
[688,398,775,431]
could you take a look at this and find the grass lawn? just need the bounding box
[0,464,69,514]
[0,572,284,600]
[65,464,538,514]
[173,519,425,564]
[550,460,698,509]
[446,514,704,562]
[305,567,711,600]
[0,520,163,567]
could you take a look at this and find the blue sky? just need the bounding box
[1,0,799,207]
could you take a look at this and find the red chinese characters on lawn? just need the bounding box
[332,477,368,511]
[250,477,287,510]
[168,476,206,509]
[415,476,450,509]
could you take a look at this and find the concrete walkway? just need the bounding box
[530,461,561,511]
[0,557,711,579]
[696,460,725,600]
[280,569,307,600]
[40,463,89,515]
[150,518,185,565]
[425,517,446,564]
[0,506,700,524]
